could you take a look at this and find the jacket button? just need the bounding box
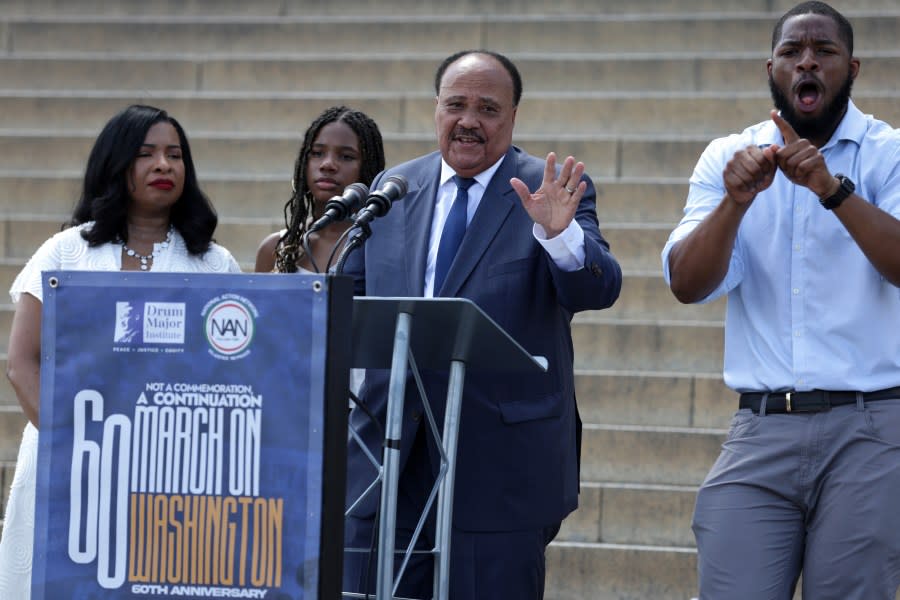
[590,264,603,276]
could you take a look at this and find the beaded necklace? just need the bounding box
[121,227,173,271]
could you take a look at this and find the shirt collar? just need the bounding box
[760,99,867,150]
[820,99,867,150]
[439,154,506,189]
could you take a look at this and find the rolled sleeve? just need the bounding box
[662,135,749,304]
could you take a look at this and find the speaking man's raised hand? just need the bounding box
[511,152,585,238]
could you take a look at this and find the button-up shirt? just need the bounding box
[662,100,900,392]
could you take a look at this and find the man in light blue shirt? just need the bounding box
[662,2,900,598]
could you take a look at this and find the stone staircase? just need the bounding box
[0,1,897,598]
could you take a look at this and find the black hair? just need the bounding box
[772,1,854,56]
[68,103,217,255]
[274,105,386,273]
[434,50,523,107]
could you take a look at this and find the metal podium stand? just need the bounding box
[345,297,548,600]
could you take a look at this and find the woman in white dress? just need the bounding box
[0,104,242,598]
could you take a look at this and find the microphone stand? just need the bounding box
[333,175,406,274]
[300,229,320,273]
[334,222,371,275]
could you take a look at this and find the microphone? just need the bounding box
[353,175,408,228]
[308,182,369,233]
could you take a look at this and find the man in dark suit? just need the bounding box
[343,49,622,599]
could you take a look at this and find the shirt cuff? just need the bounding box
[533,221,585,272]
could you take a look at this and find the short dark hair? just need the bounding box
[69,104,217,255]
[434,50,523,107]
[275,105,386,273]
[772,1,854,56]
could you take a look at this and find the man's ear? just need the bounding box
[849,57,860,81]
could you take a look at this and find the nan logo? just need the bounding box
[202,294,257,360]
[114,301,186,345]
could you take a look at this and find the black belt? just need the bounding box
[739,386,900,414]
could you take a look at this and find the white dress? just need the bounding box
[0,224,241,598]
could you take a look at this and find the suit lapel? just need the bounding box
[404,155,442,296]
[439,147,519,297]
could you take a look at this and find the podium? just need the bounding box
[32,271,352,600]
[346,297,548,600]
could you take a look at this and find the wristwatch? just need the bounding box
[819,173,855,210]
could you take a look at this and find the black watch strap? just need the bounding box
[820,173,855,210]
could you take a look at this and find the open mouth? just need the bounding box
[794,79,822,111]
[453,130,484,145]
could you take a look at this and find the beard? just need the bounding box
[769,72,854,141]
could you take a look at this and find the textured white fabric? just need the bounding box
[10,223,241,303]
[0,223,241,598]
[0,424,37,597]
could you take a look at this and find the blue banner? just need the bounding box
[32,272,349,600]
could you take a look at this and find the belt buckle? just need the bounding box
[785,392,792,413]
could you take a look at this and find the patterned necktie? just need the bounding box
[433,175,475,294]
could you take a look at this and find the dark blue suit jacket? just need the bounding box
[345,146,621,531]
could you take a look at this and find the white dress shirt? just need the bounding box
[424,155,586,297]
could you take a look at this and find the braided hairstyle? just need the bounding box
[274,106,385,273]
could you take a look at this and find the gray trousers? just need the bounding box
[693,395,900,599]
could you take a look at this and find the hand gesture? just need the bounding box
[723,141,778,207]
[771,110,837,198]
[511,152,585,238]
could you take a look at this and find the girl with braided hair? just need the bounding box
[255,105,385,273]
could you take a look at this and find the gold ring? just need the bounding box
[565,186,576,194]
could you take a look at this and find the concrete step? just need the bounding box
[4,91,900,139]
[582,423,725,486]
[0,356,14,409]
[0,460,15,523]
[571,318,724,374]
[5,18,480,57]
[0,131,707,182]
[2,0,897,17]
[598,178,687,225]
[558,482,698,547]
[0,92,416,137]
[601,225,674,273]
[545,541,697,600]
[575,371,733,429]
[0,307,11,354]
[599,272,725,322]
[0,261,23,300]
[1,0,286,17]
[5,14,899,56]
[2,54,899,94]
